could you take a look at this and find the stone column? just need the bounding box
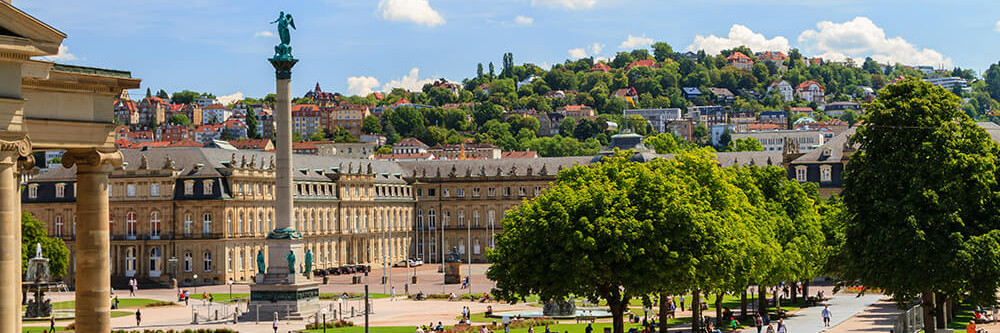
[63,149,123,333]
[265,56,301,277]
[0,134,30,333]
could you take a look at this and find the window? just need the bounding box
[237,250,244,271]
[107,184,113,197]
[503,187,511,197]
[416,210,423,229]
[54,215,63,237]
[474,239,481,254]
[28,184,37,199]
[428,209,436,229]
[518,186,526,196]
[820,165,832,182]
[149,247,162,277]
[203,252,212,271]
[443,211,450,228]
[457,188,464,198]
[258,212,264,235]
[150,212,161,239]
[126,184,136,197]
[428,188,436,197]
[227,251,233,272]
[795,166,808,182]
[238,213,244,235]
[442,188,450,197]
[472,188,480,197]
[150,183,160,197]
[55,184,65,198]
[473,211,480,228]
[183,213,193,237]
[184,252,193,272]
[125,247,136,276]
[204,180,214,195]
[203,213,212,236]
[227,212,233,236]
[458,210,465,227]
[417,189,423,197]
[126,212,137,239]
[488,188,496,197]
[184,181,194,195]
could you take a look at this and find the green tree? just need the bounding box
[292,131,303,142]
[362,115,382,135]
[651,42,673,62]
[22,212,69,279]
[170,90,202,104]
[839,78,1000,333]
[245,108,260,139]
[167,114,190,126]
[643,133,681,154]
[726,137,763,152]
[155,89,169,99]
[692,124,708,143]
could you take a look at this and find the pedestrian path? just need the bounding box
[780,294,883,333]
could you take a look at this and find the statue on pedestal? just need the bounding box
[286,250,296,274]
[269,11,296,59]
[304,249,313,275]
[256,250,266,274]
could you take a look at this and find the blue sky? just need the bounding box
[17,0,1000,102]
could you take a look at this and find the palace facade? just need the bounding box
[22,147,785,286]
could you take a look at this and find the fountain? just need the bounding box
[25,243,52,318]
[542,299,576,317]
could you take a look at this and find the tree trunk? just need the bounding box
[921,291,936,333]
[790,282,798,304]
[802,281,810,300]
[692,290,702,332]
[775,286,782,316]
[610,298,626,333]
[741,288,748,319]
[658,292,668,333]
[935,292,947,329]
[758,286,768,319]
[715,293,724,327]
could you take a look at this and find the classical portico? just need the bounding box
[0,1,140,332]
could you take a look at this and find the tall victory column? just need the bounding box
[246,11,320,321]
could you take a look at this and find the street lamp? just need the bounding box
[320,307,329,333]
[338,297,344,320]
[193,274,198,294]
[227,278,233,303]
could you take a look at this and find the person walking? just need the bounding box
[765,323,775,333]
[273,318,279,333]
[821,304,832,327]
[754,313,763,333]
[391,286,397,301]
[135,309,142,326]
[585,323,593,333]
[776,319,786,333]
[679,295,685,312]
[49,314,55,332]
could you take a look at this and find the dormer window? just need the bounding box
[126,184,136,197]
[204,180,214,195]
[28,184,38,199]
[55,183,65,198]
[443,188,450,197]
[150,183,160,197]
[184,181,195,195]
[457,188,464,198]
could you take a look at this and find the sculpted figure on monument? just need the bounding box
[257,250,266,274]
[286,250,296,274]
[270,11,296,58]
[304,249,313,274]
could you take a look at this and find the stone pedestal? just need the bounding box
[445,262,462,284]
[245,278,319,321]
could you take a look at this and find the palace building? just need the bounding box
[22,146,786,287]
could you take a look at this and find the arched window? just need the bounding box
[428,209,436,229]
[203,213,212,236]
[258,212,264,235]
[150,212,161,239]
[54,215,63,237]
[227,212,233,236]
[125,247,136,277]
[458,210,465,228]
[183,213,193,237]
[149,247,162,277]
[237,212,244,235]
[126,212,137,239]
[184,252,193,272]
[416,210,423,229]
[443,210,450,228]
[203,252,212,272]
[473,210,480,228]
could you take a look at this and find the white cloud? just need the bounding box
[618,34,654,49]
[217,92,244,105]
[254,31,274,38]
[382,68,434,92]
[798,17,952,67]
[42,45,77,62]
[995,20,1000,32]
[347,76,381,96]
[514,15,534,26]
[377,0,445,27]
[531,0,596,10]
[687,24,790,55]
[567,43,604,59]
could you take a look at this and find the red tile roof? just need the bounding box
[167,139,203,147]
[796,80,825,92]
[138,141,170,148]
[626,59,658,70]
[726,52,752,61]
[203,104,229,110]
[790,107,815,113]
[501,150,538,159]
[747,123,782,131]
[395,137,429,148]
[591,62,612,72]
[393,99,411,106]
[115,139,136,149]
[228,139,272,150]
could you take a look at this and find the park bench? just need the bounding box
[576,316,597,323]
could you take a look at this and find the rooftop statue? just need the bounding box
[270,11,296,59]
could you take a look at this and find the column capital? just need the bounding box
[0,133,31,158]
[62,149,123,171]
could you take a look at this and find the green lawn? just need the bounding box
[190,292,390,303]
[298,323,662,333]
[49,298,173,309]
[947,301,975,330]
[299,325,418,333]
[22,311,131,332]
[320,293,391,300]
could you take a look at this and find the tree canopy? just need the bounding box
[22,212,69,279]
